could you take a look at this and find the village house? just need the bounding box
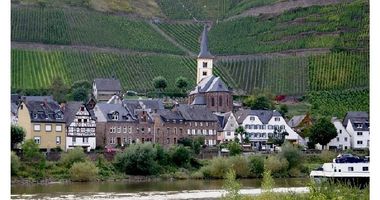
[63,102,96,152]
[11,94,21,125]
[188,26,233,113]
[215,112,240,143]
[287,113,313,135]
[324,117,352,150]
[236,109,305,150]
[17,96,66,151]
[92,78,122,102]
[343,112,369,149]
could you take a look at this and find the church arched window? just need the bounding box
[211,97,215,106]
[219,96,223,107]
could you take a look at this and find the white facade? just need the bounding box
[196,58,213,84]
[240,112,305,148]
[326,118,351,150]
[223,113,240,142]
[346,120,369,149]
[66,106,96,152]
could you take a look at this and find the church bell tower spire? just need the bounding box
[196,25,214,84]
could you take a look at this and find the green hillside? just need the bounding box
[11,7,183,54]
[11,49,196,92]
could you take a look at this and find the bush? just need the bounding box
[248,156,264,177]
[319,150,337,163]
[264,156,289,176]
[279,142,302,170]
[170,145,191,168]
[288,168,301,177]
[95,154,115,177]
[190,171,204,179]
[69,161,98,182]
[113,143,159,175]
[11,151,21,176]
[222,169,242,200]
[228,142,242,156]
[229,156,250,178]
[60,147,87,167]
[208,157,231,178]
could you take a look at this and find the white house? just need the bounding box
[326,117,352,150]
[235,109,305,149]
[343,112,369,149]
[64,102,96,152]
[215,112,240,143]
[92,78,121,102]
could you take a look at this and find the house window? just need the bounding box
[357,141,363,145]
[179,128,183,134]
[280,125,285,130]
[339,130,342,134]
[123,127,127,133]
[167,138,170,144]
[80,106,84,111]
[250,117,255,121]
[200,122,203,127]
[20,105,23,110]
[56,125,62,132]
[110,127,115,133]
[72,137,76,143]
[253,125,258,129]
[206,122,209,127]
[167,128,170,134]
[203,62,207,68]
[356,124,363,128]
[363,167,369,171]
[337,137,340,142]
[82,137,88,143]
[56,136,61,144]
[348,167,354,171]
[174,128,177,135]
[117,127,121,133]
[275,117,280,121]
[187,129,191,135]
[195,122,198,127]
[141,128,145,133]
[148,128,151,133]
[203,71,207,76]
[344,137,348,142]
[357,132,363,136]
[78,119,82,123]
[268,125,273,130]
[128,127,132,133]
[110,137,115,144]
[174,138,177,144]
[45,124,52,132]
[34,137,41,144]
[83,119,87,123]
[34,124,41,131]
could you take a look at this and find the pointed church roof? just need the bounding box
[198,25,214,59]
[190,75,229,95]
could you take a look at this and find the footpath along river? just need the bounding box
[11,178,310,199]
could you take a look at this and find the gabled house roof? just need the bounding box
[214,112,233,129]
[157,109,184,122]
[288,115,306,128]
[96,103,134,122]
[343,112,369,127]
[189,75,229,95]
[93,78,121,91]
[235,109,281,124]
[22,97,64,123]
[64,101,95,125]
[123,99,164,114]
[176,104,218,122]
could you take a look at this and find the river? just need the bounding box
[11,178,310,199]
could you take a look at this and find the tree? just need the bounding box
[227,141,241,156]
[310,118,337,149]
[279,104,288,118]
[235,126,246,143]
[152,76,167,91]
[279,142,302,170]
[72,87,89,102]
[175,76,189,92]
[250,95,273,110]
[50,76,68,103]
[11,125,25,149]
[268,127,288,146]
[170,145,191,167]
[71,80,91,91]
[22,139,44,162]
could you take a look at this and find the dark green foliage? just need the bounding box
[310,118,337,149]
[175,76,189,92]
[21,139,46,179]
[11,151,21,176]
[95,155,115,177]
[227,141,241,156]
[153,76,168,91]
[248,156,264,177]
[250,95,274,110]
[60,147,87,167]
[50,76,68,103]
[279,104,288,118]
[170,145,191,168]
[268,127,288,146]
[113,143,159,175]
[11,125,25,149]
[72,87,88,102]
[69,161,98,182]
[71,80,91,90]
[279,142,302,170]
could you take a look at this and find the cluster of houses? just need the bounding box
[10,26,369,152]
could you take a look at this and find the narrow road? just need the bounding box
[148,22,197,57]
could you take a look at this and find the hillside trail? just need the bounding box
[148,22,197,57]
[225,0,351,21]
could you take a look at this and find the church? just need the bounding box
[188,26,233,113]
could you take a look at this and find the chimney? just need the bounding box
[60,102,66,112]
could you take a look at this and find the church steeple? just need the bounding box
[196,25,214,84]
[198,25,214,59]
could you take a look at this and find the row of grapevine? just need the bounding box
[11,7,183,55]
[157,23,203,53]
[308,89,369,118]
[308,51,369,91]
[208,0,368,55]
[11,49,197,92]
[218,56,309,95]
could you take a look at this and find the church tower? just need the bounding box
[197,25,214,84]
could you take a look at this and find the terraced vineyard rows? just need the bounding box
[309,52,369,91]
[11,7,183,54]
[218,56,309,95]
[308,89,369,118]
[11,49,196,92]
[208,0,368,55]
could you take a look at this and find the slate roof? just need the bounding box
[198,25,214,59]
[342,111,369,131]
[123,99,164,114]
[189,75,229,95]
[96,103,133,122]
[157,109,184,122]
[214,112,232,129]
[64,101,95,125]
[176,104,218,122]
[23,97,64,123]
[288,115,306,128]
[192,95,206,105]
[11,94,21,105]
[23,96,54,103]
[235,109,281,124]
[11,103,18,115]
[93,78,122,91]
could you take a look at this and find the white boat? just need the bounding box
[310,154,369,186]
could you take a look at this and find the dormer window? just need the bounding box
[112,112,119,120]
[250,117,255,121]
[356,124,363,128]
[80,106,84,112]
[275,117,280,122]
[33,113,38,119]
